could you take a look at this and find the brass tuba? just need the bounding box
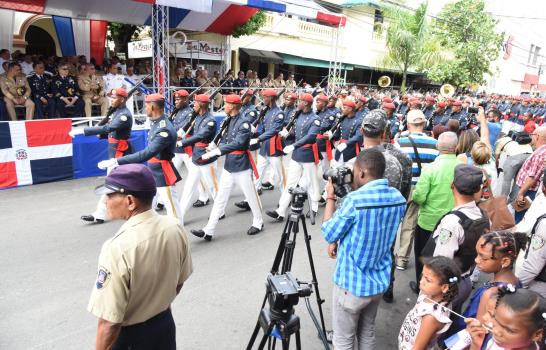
[440,83,455,98]
[378,75,391,88]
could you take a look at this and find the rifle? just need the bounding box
[311,75,329,97]
[98,73,151,126]
[182,79,231,135]
[285,109,302,134]
[169,79,210,121]
[327,112,345,136]
[211,115,231,146]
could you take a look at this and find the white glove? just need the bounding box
[177,128,186,139]
[279,128,289,138]
[176,140,183,147]
[283,145,295,154]
[324,130,333,140]
[68,129,83,138]
[202,148,221,160]
[251,125,257,133]
[250,138,259,146]
[336,143,347,152]
[206,141,217,152]
[97,158,118,170]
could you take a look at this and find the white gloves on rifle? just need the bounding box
[324,130,333,140]
[279,128,289,138]
[206,142,217,152]
[250,138,259,146]
[283,145,295,154]
[177,128,186,139]
[336,143,347,152]
[202,148,221,160]
[97,158,118,170]
[251,124,257,133]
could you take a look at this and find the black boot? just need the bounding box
[234,201,251,211]
[81,215,104,224]
[265,210,284,222]
[192,199,210,207]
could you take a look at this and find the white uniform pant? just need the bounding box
[179,161,219,223]
[172,153,209,203]
[92,165,115,221]
[255,154,287,192]
[275,160,321,217]
[154,186,183,227]
[203,168,263,236]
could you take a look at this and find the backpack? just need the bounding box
[421,208,490,273]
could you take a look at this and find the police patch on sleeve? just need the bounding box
[159,120,166,128]
[120,115,128,121]
[329,116,335,121]
[207,121,215,126]
[531,235,545,251]
[278,113,284,120]
[96,266,111,290]
[243,123,250,129]
[314,120,321,126]
[159,131,169,138]
[438,228,452,245]
[250,111,256,117]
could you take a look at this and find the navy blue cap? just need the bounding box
[453,164,483,195]
[95,164,157,196]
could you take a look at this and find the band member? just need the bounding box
[75,88,134,224]
[97,93,183,225]
[190,94,263,240]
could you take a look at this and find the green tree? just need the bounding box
[378,2,444,92]
[427,0,504,88]
[108,23,144,55]
[232,10,266,38]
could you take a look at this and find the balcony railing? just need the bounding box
[259,13,335,41]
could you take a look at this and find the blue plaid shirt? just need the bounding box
[322,179,406,297]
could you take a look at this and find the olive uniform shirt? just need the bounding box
[88,210,193,325]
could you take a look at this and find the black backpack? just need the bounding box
[421,208,490,273]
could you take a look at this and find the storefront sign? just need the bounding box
[128,39,223,61]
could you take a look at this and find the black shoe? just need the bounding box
[305,210,318,219]
[81,215,104,224]
[234,201,251,211]
[382,287,394,303]
[318,198,326,207]
[262,182,274,191]
[257,188,263,196]
[190,229,213,241]
[219,214,226,220]
[192,199,210,207]
[265,210,284,222]
[155,203,165,211]
[409,281,420,295]
[247,224,264,235]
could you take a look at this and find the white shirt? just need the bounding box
[103,73,126,95]
[0,57,6,74]
[515,191,546,234]
[21,61,34,75]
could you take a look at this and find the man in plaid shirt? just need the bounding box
[321,148,406,350]
[513,126,546,222]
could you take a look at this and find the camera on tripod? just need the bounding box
[323,166,353,198]
[288,186,308,214]
[267,273,312,316]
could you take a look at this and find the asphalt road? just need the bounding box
[0,172,417,349]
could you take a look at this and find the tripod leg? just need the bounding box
[270,219,294,274]
[247,319,263,350]
[281,337,290,350]
[295,330,302,350]
[257,322,276,350]
[300,218,328,340]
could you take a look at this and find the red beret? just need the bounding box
[299,93,314,103]
[410,100,422,107]
[109,87,128,98]
[262,88,278,97]
[241,89,254,96]
[316,94,329,102]
[490,104,497,109]
[342,99,356,108]
[194,94,210,103]
[359,95,368,103]
[382,97,393,103]
[145,93,164,102]
[174,89,189,98]
[401,95,409,100]
[286,92,298,100]
[452,100,462,106]
[523,98,531,103]
[383,102,395,109]
[437,101,447,108]
[425,96,436,102]
[224,94,242,104]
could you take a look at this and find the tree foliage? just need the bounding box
[232,10,267,38]
[378,2,444,92]
[108,23,144,55]
[427,0,504,88]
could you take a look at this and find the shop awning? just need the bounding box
[240,48,283,64]
[278,53,353,70]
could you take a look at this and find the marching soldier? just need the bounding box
[79,63,108,118]
[28,61,55,119]
[266,93,322,222]
[177,94,219,225]
[443,100,467,130]
[1,62,35,120]
[326,95,340,116]
[190,94,264,240]
[422,95,436,120]
[97,93,183,225]
[73,87,133,224]
[315,94,337,175]
[355,95,370,119]
[282,92,298,149]
[383,102,400,139]
[327,99,363,169]
[240,88,257,122]
[395,95,410,116]
[51,63,84,118]
[171,89,210,208]
[429,101,447,130]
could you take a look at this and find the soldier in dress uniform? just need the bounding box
[240,88,258,122]
[180,68,195,93]
[327,99,363,169]
[28,61,55,119]
[79,63,108,118]
[190,94,264,240]
[97,93,183,226]
[383,102,400,139]
[1,62,35,120]
[355,95,370,119]
[233,71,248,91]
[88,163,192,349]
[429,101,447,130]
[177,94,219,226]
[51,63,84,118]
[422,95,436,120]
[396,95,410,116]
[443,100,468,130]
[315,94,338,176]
[72,87,134,224]
[171,89,210,208]
[266,93,322,221]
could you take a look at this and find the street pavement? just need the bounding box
[0,173,418,349]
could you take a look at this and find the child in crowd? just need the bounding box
[399,256,462,350]
[466,288,545,350]
[451,231,525,334]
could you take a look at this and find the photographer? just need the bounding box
[321,148,406,350]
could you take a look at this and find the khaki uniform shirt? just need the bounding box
[272,79,285,89]
[88,210,193,325]
[432,201,484,275]
[78,74,106,97]
[1,74,31,99]
[517,219,546,296]
[285,79,297,91]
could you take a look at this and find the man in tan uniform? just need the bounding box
[1,62,35,120]
[79,64,108,118]
[88,163,192,349]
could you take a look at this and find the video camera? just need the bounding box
[266,273,312,318]
[323,166,353,198]
[288,186,308,214]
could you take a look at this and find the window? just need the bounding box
[533,46,541,66]
[528,44,535,64]
[373,9,383,34]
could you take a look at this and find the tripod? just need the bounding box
[247,194,329,350]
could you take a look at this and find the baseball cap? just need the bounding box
[95,164,157,197]
[453,164,483,195]
[362,109,387,133]
[407,110,426,124]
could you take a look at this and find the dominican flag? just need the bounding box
[0,120,73,189]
